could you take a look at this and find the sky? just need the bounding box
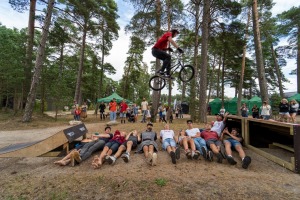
[0,0,299,97]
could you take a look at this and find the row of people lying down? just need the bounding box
[54,112,251,169]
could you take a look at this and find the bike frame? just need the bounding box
[168,53,184,76]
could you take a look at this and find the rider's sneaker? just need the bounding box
[165,75,175,80]
[156,69,164,75]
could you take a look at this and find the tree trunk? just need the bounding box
[216,56,221,97]
[190,0,200,122]
[74,22,88,104]
[199,0,210,123]
[271,44,284,98]
[207,55,216,105]
[23,0,37,110]
[22,0,55,122]
[297,27,300,93]
[237,8,250,116]
[252,0,269,103]
[151,0,162,123]
[221,51,225,104]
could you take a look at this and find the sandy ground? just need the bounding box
[0,113,300,199]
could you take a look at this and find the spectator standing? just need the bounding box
[279,98,290,122]
[132,104,139,123]
[251,104,259,119]
[260,101,271,120]
[99,102,106,121]
[289,99,299,123]
[240,103,249,117]
[109,98,117,121]
[120,99,128,124]
[141,98,148,123]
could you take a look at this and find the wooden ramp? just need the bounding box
[0,123,88,157]
[0,130,69,157]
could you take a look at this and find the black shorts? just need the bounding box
[105,141,121,154]
[122,140,138,149]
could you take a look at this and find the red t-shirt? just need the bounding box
[120,102,128,112]
[109,102,117,112]
[201,130,219,141]
[153,32,172,50]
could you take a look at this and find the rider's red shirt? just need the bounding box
[153,32,172,50]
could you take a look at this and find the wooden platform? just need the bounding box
[0,123,88,158]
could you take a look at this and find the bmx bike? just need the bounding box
[149,52,194,91]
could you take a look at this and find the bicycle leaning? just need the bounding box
[149,52,195,91]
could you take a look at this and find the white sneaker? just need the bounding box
[107,156,116,165]
[121,152,130,163]
[152,153,157,166]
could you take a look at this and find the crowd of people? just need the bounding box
[218,98,299,123]
[96,97,182,124]
[54,112,251,169]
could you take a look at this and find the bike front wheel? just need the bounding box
[179,65,194,82]
[149,75,166,91]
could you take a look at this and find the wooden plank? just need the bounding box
[246,144,295,172]
[272,142,294,152]
[39,151,61,157]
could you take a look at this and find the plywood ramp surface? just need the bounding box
[0,130,68,157]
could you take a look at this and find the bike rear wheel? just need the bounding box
[179,65,194,82]
[149,75,166,91]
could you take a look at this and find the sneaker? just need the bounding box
[170,151,176,164]
[227,156,237,165]
[186,151,192,159]
[193,151,200,160]
[156,69,164,75]
[107,156,116,165]
[220,145,227,159]
[152,153,158,166]
[147,153,153,165]
[216,153,223,163]
[201,146,207,159]
[175,147,181,160]
[73,151,82,163]
[207,151,213,161]
[121,152,130,163]
[242,156,251,169]
[164,74,175,80]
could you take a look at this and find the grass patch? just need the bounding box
[49,191,68,200]
[155,178,167,187]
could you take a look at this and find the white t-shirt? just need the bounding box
[185,128,200,137]
[141,101,148,110]
[211,121,225,136]
[260,105,271,115]
[160,130,175,141]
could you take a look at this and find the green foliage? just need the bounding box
[155,178,167,187]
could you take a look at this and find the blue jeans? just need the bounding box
[152,48,171,75]
[142,110,147,122]
[110,111,116,121]
[224,138,241,148]
[80,140,105,161]
[193,137,207,155]
[162,138,176,150]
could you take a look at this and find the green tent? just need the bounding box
[209,98,222,115]
[288,93,300,102]
[248,96,262,115]
[226,97,248,115]
[97,92,130,103]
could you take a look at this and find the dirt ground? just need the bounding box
[0,111,300,200]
